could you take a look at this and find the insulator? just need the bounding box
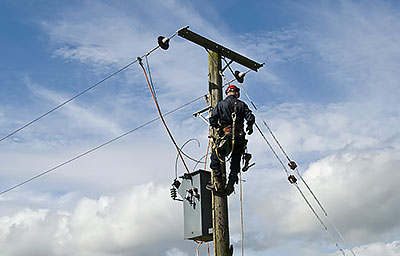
[170,187,177,200]
[234,70,245,83]
[288,174,297,184]
[172,179,181,189]
[158,36,170,50]
[193,187,200,200]
[288,161,297,170]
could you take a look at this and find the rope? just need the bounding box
[0,94,205,197]
[0,28,182,144]
[194,241,211,256]
[139,57,191,174]
[204,139,211,170]
[204,95,211,171]
[195,241,203,256]
[239,170,245,256]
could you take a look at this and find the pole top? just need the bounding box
[178,27,264,72]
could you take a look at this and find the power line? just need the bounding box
[0,59,139,143]
[208,52,356,255]
[139,56,191,174]
[0,28,182,144]
[0,94,205,197]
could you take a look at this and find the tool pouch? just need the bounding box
[215,132,232,157]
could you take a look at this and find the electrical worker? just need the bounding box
[208,84,255,195]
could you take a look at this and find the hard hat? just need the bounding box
[225,84,240,95]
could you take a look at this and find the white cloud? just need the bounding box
[257,101,399,159]
[304,1,400,103]
[252,147,400,247]
[2,1,400,256]
[0,208,56,256]
[0,183,184,256]
[23,77,124,137]
[331,241,400,256]
[165,247,189,256]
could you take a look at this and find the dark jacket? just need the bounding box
[209,95,255,129]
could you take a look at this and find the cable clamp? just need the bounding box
[137,56,143,65]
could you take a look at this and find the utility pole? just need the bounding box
[176,27,263,256]
[208,51,231,256]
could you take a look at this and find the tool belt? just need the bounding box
[220,123,244,137]
[215,124,245,157]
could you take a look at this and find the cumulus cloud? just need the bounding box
[0,183,184,256]
[251,147,400,249]
[347,241,400,256]
[2,1,400,256]
[0,208,56,256]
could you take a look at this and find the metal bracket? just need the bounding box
[193,106,212,125]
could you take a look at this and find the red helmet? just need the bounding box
[225,84,240,95]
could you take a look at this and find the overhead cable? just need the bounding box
[207,49,355,255]
[138,56,191,174]
[0,94,205,197]
[236,83,356,256]
[0,28,182,144]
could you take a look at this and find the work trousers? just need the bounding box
[210,135,247,182]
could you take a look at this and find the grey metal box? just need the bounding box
[177,170,213,242]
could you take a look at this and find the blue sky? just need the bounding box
[0,1,399,256]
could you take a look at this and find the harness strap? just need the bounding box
[231,100,238,153]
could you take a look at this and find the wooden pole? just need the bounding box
[208,51,231,256]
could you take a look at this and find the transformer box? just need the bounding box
[177,169,212,242]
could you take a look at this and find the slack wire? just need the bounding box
[0,94,205,197]
[138,57,191,174]
[174,138,205,179]
[0,28,181,144]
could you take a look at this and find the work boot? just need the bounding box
[206,172,225,192]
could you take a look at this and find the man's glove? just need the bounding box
[246,125,253,135]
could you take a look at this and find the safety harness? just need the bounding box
[213,97,239,162]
